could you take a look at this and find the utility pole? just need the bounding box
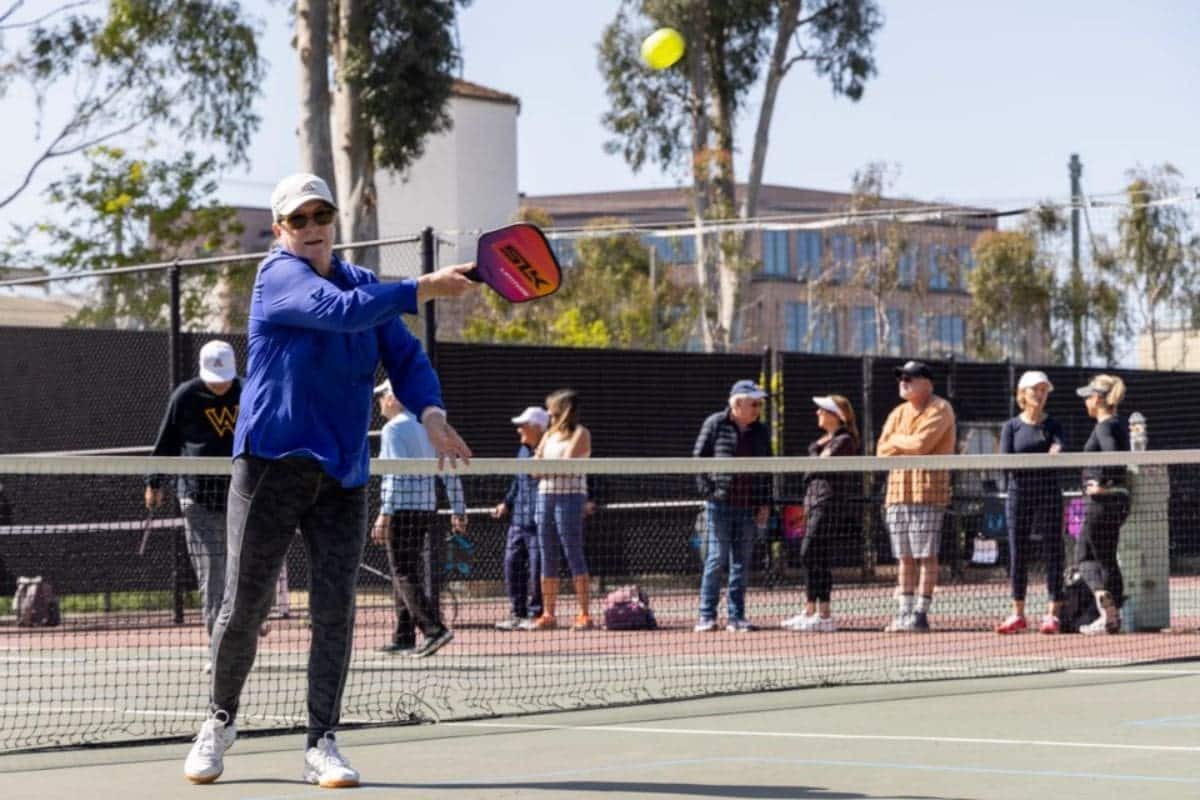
[1069,153,1084,366]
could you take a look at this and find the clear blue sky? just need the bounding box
[3,1,1199,238]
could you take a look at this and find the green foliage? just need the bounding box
[28,145,246,330]
[967,230,1055,361]
[462,215,700,350]
[346,1,468,172]
[2,1,264,207]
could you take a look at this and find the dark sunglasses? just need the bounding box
[280,206,335,230]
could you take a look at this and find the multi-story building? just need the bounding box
[519,184,1044,361]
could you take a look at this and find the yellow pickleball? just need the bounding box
[641,27,685,70]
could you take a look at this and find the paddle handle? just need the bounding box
[464,265,483,283]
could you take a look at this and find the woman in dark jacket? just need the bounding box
[781,395,859,633]
[1075,374,1130,635]
[995,370,1066,635]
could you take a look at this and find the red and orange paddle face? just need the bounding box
[468,223,562,303]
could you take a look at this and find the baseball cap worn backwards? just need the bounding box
[270,173,336,219]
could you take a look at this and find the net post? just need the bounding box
[421,226,437,370]
[169,261,186,625]
[860,355,876,580]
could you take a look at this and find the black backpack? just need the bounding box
[1059,569,1100,634]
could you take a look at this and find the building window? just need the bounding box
[551,238,576,266]
[928,244,951,290]
[642,234,696,266]
[851,306,877,354]
[829,234,854,283]
[898,245,916,288]
[812,306,839,353]
[785,302,808,352]
[762,230,790,276]
[957,244,974,288]
[797,231,822,278]
[923,313,966,356]
[885,308,905,355]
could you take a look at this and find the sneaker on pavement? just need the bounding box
[411,628,454,658]
[517,616,538,631]
[184,710,236,784]
[804,616,837,633]
[693,618,718,633]
[780,613,811,630]
[303,734,360,789]
[911,611,931,632]
[726,619,757,633]
[1079,615,1112,636]
[1039,614,1061,635]
[883,613,913,633]
[377,640,416,654]
[995,614,1028,635]
[495,617,523,631]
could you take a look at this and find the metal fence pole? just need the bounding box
[421,227,437,370]
[169,261,186,625]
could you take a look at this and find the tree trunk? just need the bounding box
[332,0,380,269]
[686,2,716,352]
[742,0,799,223]
[296,0,336,198]
[711,33,740,352]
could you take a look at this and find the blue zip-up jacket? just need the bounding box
[501,444,537,528]
[234,247,442,488]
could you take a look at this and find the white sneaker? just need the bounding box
[303,734,360,788]
[202,660,212,674]
[693,618,718,633]
[780,613,811,630]
[183,711,236,784]
[796,615,837,633]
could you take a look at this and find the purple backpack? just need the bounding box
[603,585,657,630]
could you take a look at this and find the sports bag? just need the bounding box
[14,575,61,627]
[603,585,657,630]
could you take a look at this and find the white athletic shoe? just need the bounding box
[183,711,236,784]
[303,734,360,788]
[780,613,811,630]
[794,615,837,633]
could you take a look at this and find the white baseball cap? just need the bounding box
[1017,370,1054,392]
[511,406,550,429]
[812,395,845,421]
[199,340,236,383]
[270,173,336,219]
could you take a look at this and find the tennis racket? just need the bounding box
[467,222,562,302]
[137,505,156,557]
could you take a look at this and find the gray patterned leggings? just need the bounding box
[210,455,367,740]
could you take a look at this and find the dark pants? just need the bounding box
[385,510,445,645]
[504,522,543,619]
[1076,494,1130,606]
[1006,490,1065,602]
[800,503,837,603]
[213,455,367,741]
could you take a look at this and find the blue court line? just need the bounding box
[241,754,1200,799]
[1129,714,1200,728]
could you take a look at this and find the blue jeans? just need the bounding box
[698,501,756,621]
[537,493,589,577]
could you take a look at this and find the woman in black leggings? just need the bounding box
[995,370,1066,635]
[781,395,859,633]
[1075,374,1130,635]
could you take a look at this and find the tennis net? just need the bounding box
[1,451,1197,752]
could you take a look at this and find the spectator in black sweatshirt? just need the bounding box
[1074,374,1130,635]
[146,340,242,651]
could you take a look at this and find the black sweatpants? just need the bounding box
[1075,494,1130,606]
[800,503,840,604]
[385,510,446,645]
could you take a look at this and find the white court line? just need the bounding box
[449,721,1200,753]
[1069,668,1200,676]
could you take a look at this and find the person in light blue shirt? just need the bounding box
[371,380,465,657]
[185,172,475,790]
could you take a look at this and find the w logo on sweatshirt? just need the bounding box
[205,406,239,438]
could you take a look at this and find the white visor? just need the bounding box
[812,396,845,421]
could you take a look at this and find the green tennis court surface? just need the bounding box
[4,665,1199,799]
